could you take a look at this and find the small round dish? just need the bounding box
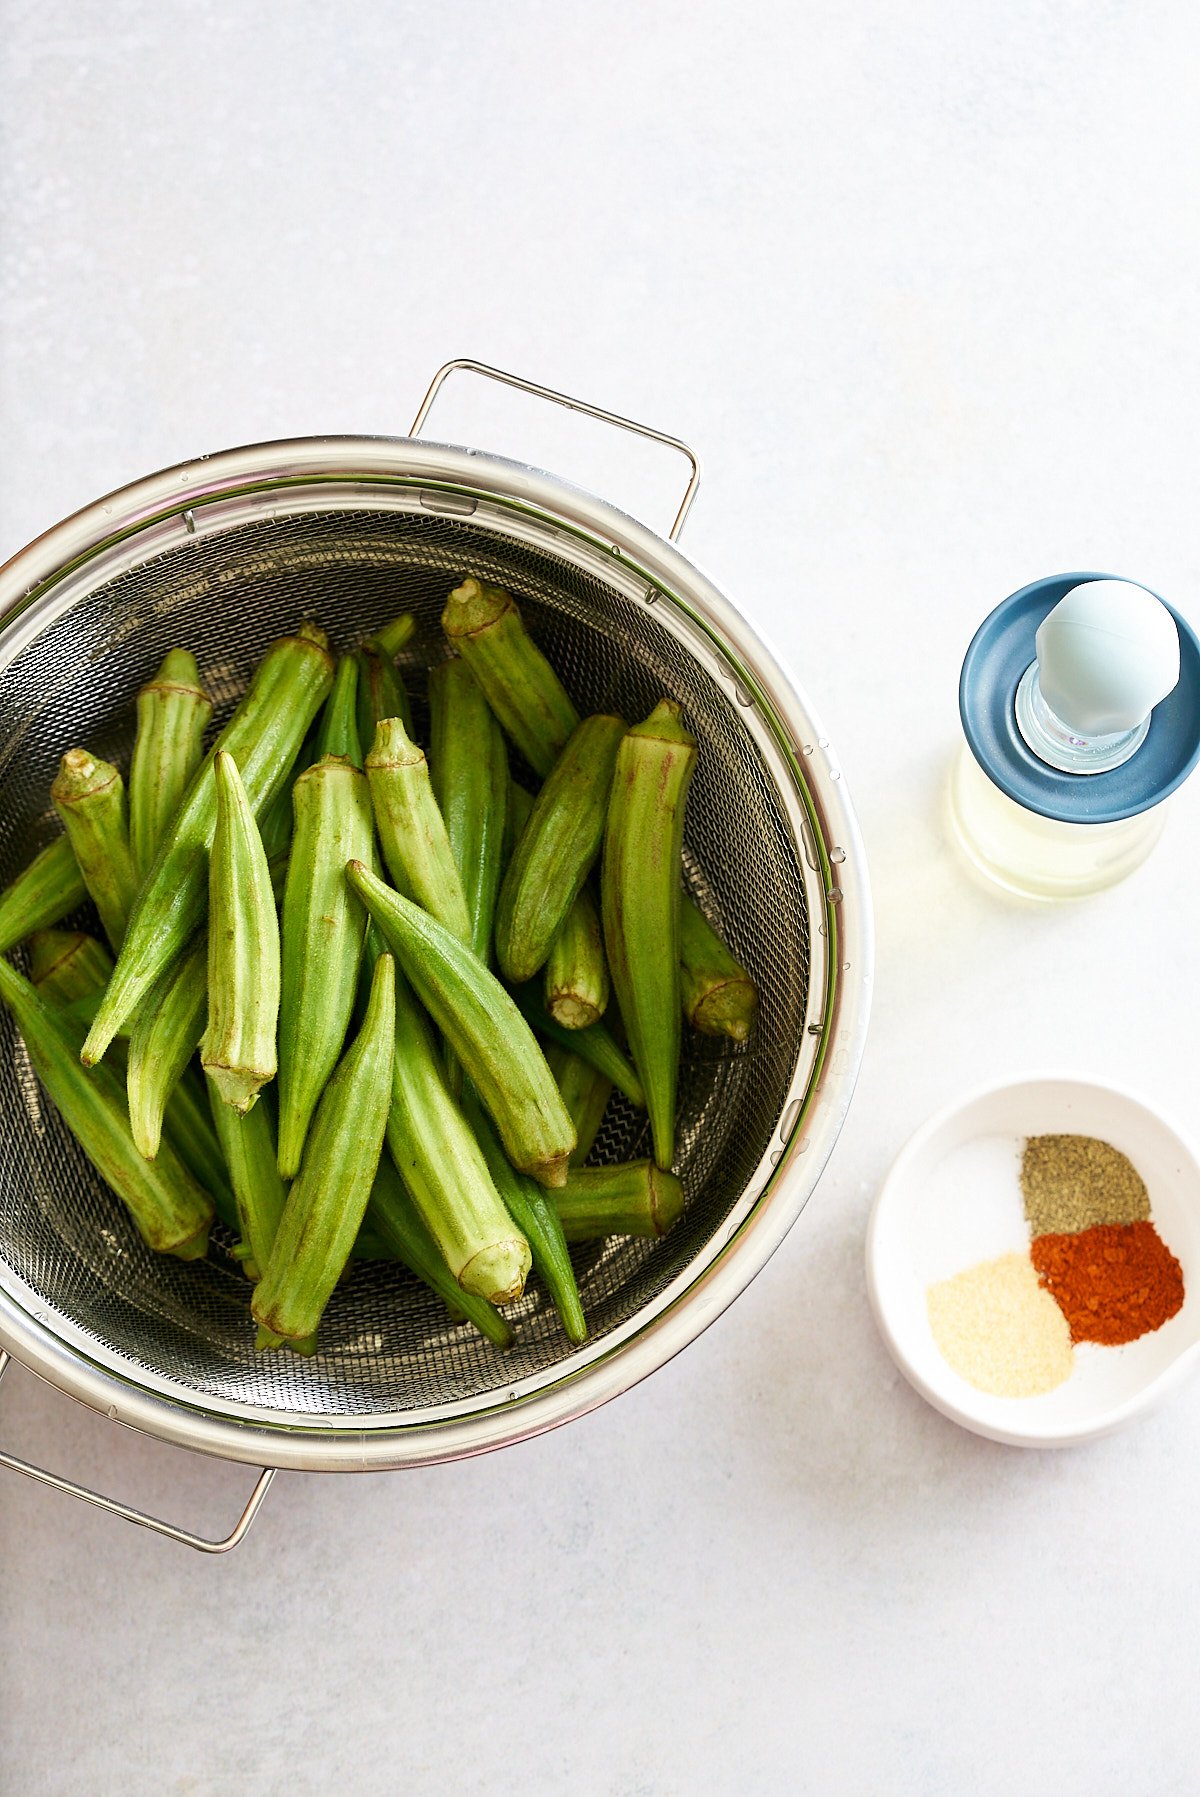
[866,1076,1200,1446]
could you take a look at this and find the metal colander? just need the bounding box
[0,365,870,1547]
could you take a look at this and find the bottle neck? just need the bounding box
[1014,662,1149,775]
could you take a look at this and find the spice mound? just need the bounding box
[1021,1134,1149,1236]
[927,1253,1074,1397]
[1030,1220,1184,1346]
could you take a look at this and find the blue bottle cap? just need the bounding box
[960,573,1200,823]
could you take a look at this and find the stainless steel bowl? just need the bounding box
[0,363,871,1549]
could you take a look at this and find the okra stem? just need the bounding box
[680,897,759,1042]
[366,612,416,659]
[544,886,609,1030]
[554,1161,685,1243]
[510,979,645,1109]
[442,578,579,778]
[51,749,139,952]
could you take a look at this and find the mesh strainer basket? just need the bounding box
[0,363,871,1550]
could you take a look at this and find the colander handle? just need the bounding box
[0,1351,275,1554]
[410,358,702,542]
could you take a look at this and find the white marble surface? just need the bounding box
[3,2,1200,1791]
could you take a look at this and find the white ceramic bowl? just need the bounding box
[866,1076,1200,1446]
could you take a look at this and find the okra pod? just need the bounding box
[366,612,416,659]
[347,860,575,1188]
[365,717,471,943]
[51,749,139,952]
[82,622,333,1065]
[206,1078,287,1283]
[29,929,114,1005]
[554,1160,685,1243]
[128,649,213,880]
[0,836,87,955]
[314,653,363,766]
[511,979,644,1109]
[442,578,579,778]
[382,945,531,1302]
[602,701,697,1169]
[367,1153,515,1351]
[356,641,413,746]
[504,781,535,865]
[428,657,509,963]
[252,953,396,1341]
[545,1042,613,1165]
[0,955,212,1256]
[463,1085,586,1345]
[544,886,609,1030]
[495,713,626,983]
[126,934,206,1159]
[680,897,759,1042]
[201,752,280,1114]
[276,754,375,1177]
[163,1071,239,1237]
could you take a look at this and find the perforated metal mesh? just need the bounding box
[0,503,809,1419]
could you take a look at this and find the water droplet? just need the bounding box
[830,847,846,864]
[842,961,851,971]
[817,922,827,936]
[827,886,843,904]
[830,768,841,781]
[802,744,814,756]
[106,1404,118,1420]
[797,1136,810,1153]
[780,1098,801,1137]
[769,1148,783,1166]
[734,685,752,707]
[818,737,829,749]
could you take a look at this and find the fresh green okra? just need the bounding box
[201,752,281,1114]
[347,860,575,1188]
[503,781,535,866]
[510,979,645,1109]
[252,953,396,1341]
[51,749,139,953]
[554,1160,685,1243]
[356,642,413,746]
[382,943,531,1303]
[602,701,697,1170]
[428,657,509,964]
[82,622,333,1066]
[162,1070,239,1236]
[127,934,207,1159]
[463,1085,586,1345]
[206,1078,288,1283]
[365,717,472,943]
[496,713,626,984]
[28,925,230,1224]
[442,578,579,778]
[545,1041,614,1165]
[366,612,416,659]
[544,886,609,1030]
[680,897,759,1042]
[0,955,212,1257]
[0,836,87,956]
[313,654,363,766]
[367,1153,515,1351]
[276,752,375,1178]
[128,649,213,881]
[29,929,114,1005]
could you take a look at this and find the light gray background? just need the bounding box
[3,2,1200,1792]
